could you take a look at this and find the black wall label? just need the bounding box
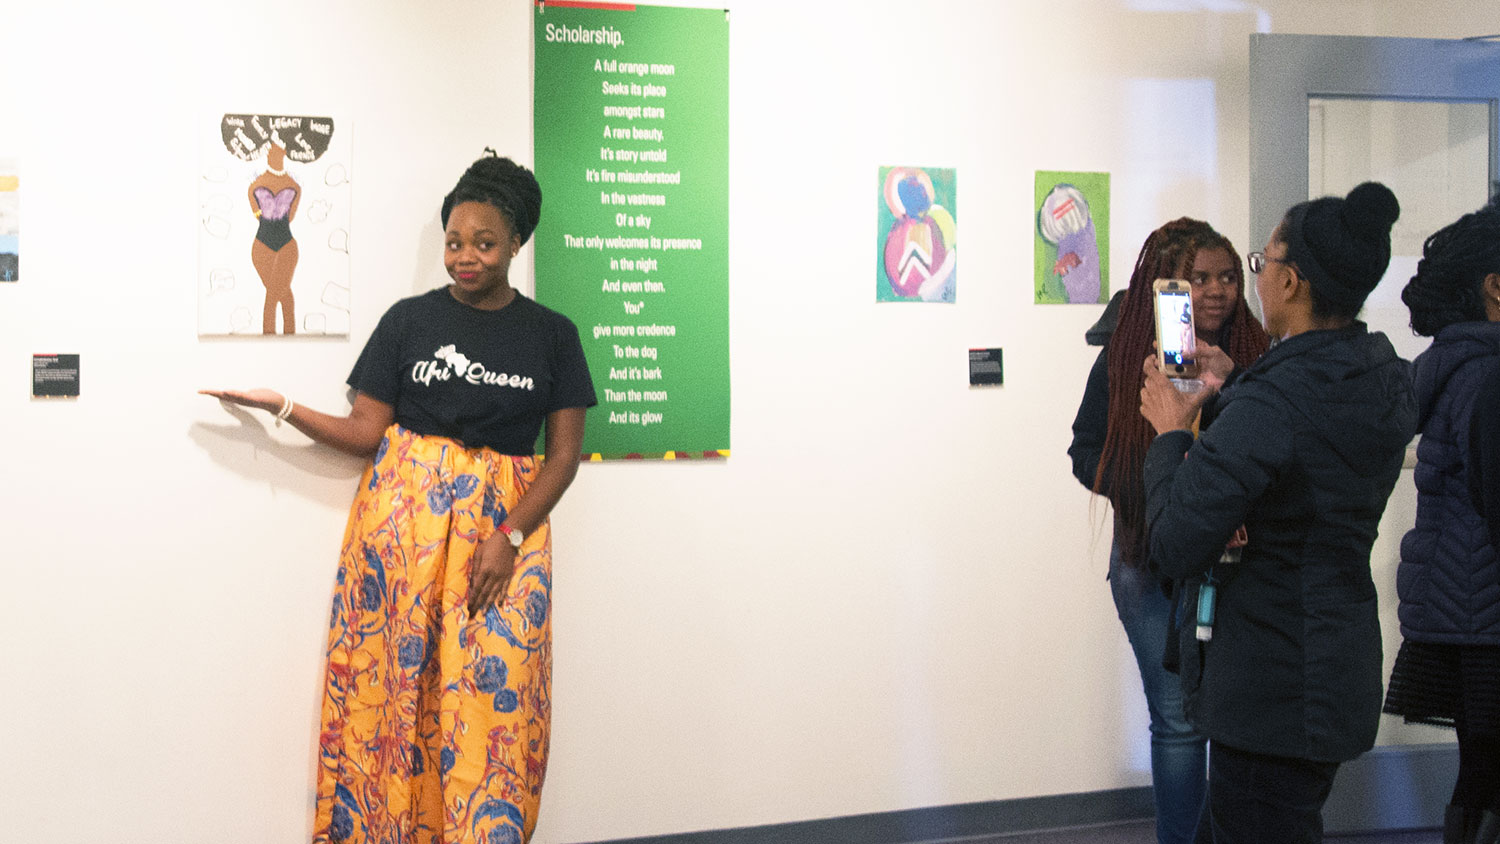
[32,354,80,398]
[968,348,1003,386]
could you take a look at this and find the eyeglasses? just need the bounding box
[1247,251,1291,275]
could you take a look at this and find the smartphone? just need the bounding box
[1153,278,1198,378]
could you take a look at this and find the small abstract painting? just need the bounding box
[877,166,957,303]
[1034,171,1110,304]
[0,159,17,283]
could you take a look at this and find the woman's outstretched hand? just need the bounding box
[199,390,393,459]
[199,388,285,414]
[468,534,517,617]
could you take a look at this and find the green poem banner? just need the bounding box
[533,2,730,460]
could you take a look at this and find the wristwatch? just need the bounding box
[498,523,525,549]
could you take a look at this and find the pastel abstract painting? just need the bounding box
[876,166,957,303]
[0,159,17,283]
[1035,171,1110,304]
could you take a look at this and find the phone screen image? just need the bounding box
[1156,289,1196,368]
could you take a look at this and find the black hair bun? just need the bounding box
[440,151,543,244]
[1344,181,1400,240]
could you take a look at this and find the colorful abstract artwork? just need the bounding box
[877,166,957,303]
[0,159,17,283]
[1034,171,1110,304]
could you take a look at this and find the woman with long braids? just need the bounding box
[1069,218,1269,844]
[1139,183,1414,843]
[1383,199,1500,844]
[204,151,596,844]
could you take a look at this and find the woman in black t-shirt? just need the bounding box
[203,152,595,844]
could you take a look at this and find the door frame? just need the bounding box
[1248,34,1500,255]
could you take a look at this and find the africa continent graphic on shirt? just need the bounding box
[411,343,538,391]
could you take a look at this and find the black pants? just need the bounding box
[1455,710,1500,812]
[1197,742,1339,843]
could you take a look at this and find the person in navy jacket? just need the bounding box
[1138,182,1416,843]
[1383,200,1500,844]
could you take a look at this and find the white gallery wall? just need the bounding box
[1,1,1495,842]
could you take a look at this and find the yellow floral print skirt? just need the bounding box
[313,426,552,844]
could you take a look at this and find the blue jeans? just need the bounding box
[1110,544,1209,844]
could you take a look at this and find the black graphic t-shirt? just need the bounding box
[348,289,597,455]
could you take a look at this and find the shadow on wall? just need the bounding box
[190,399,367,505]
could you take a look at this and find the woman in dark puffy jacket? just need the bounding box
[1383,200,1500,844]
[1138,182,1416,843]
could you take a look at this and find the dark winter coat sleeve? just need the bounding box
[1143,390,1293,580]
[1471,364,1500,548]
[1068,346,1111,492]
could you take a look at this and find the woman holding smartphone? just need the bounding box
[1139,182,1414,843]
[1069,218,1268,844]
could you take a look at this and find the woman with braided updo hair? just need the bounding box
[1139,183,1415,843]
[1069,218,1269,844]
[1384,199,1500,844]
[203,151,596,844]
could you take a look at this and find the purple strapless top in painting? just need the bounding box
[254,186,297,221]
